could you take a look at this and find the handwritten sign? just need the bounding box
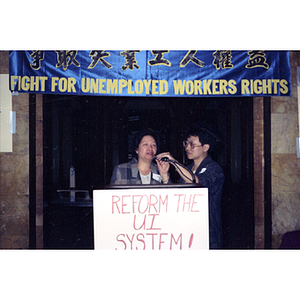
[93,188,209,250]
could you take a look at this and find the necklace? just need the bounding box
[139,169,151,175]
[137,162,151,175]
[140,171,151,184]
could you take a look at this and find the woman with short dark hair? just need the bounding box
[110,129,170,185]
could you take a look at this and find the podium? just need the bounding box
[93,184,209,250]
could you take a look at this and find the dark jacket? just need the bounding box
[180,155,225,249]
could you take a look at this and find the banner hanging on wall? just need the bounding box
[9,50,291,97]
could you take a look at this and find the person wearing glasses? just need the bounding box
[110,128,170,185]
[156,124,225,249]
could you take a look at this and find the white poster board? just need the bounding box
[93,187,209,250]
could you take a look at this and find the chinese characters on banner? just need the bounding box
[9,50,291,97]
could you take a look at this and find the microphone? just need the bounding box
[153,155,196,183]
[153,155,170,162]
[161,157,170,162]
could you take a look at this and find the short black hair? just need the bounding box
[133,128,159,152]
[184,123,218,152]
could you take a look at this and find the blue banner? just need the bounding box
[9,50,291,97]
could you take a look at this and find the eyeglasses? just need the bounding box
[183,141,203,149]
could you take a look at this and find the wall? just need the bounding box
[271,51,300,248]
[0,51,29,248]
[253,97,265,249]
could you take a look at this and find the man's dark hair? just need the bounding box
[184,123,218,152]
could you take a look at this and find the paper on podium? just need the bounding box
[93,187,209,250]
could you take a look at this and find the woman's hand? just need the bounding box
[156,156,170,176]
[155,152,174,183]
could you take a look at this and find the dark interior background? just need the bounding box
[43,95,254,249]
